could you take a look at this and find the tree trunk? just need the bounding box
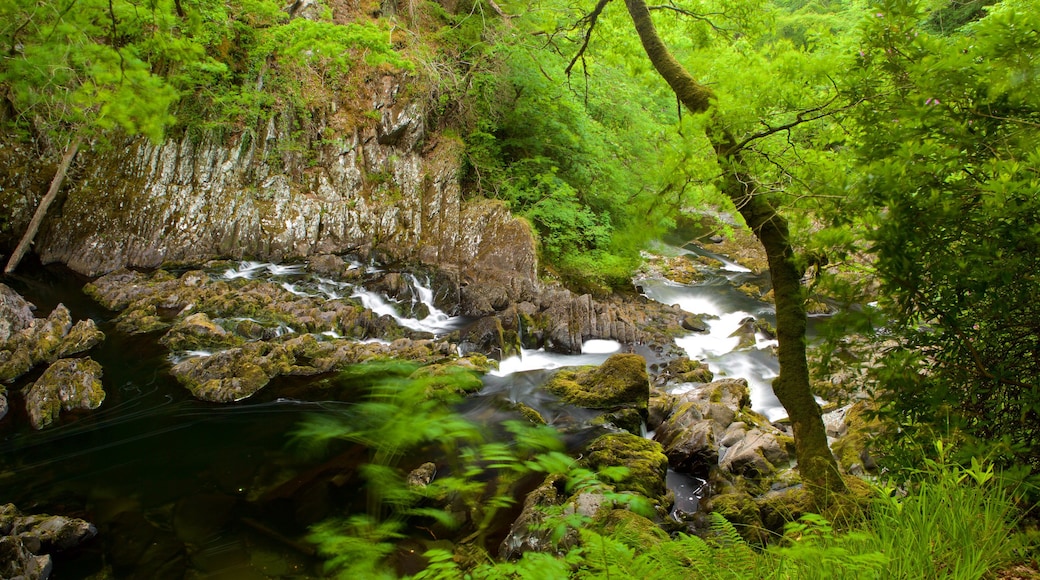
[4,136,82,275]
[623,0,846,501]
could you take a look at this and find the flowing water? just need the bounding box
[0,247,797,576]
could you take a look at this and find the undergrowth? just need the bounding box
[298,364,1036,579]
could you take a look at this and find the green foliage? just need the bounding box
[295,360,571,577]
[0,0,188,144]
[845,0,1040,477]
[0,0,412,148]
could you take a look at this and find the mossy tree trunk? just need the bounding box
[622,0,847,502]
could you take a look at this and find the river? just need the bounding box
[0,245,793,577]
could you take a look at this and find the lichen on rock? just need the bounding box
[24,357,106,429]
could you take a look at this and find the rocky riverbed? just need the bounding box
[0,239,874,577]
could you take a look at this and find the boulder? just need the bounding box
[545,353,649,411]
[0,305,105,383]
[457,316,520,360]
[582,432,670,507]
[170,343,287,402]
[0,283,35,342]
[719,428,790,478]
[653,405,717,476]
[728,316,758,350]
[25,358,106,429]
[654,356,713,387]
[0,503,98,580]
[0,536,52,580]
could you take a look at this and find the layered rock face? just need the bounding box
[2,76,536,288]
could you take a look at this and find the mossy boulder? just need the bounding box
[24,357,106,429]
[830,402,881,476]
[582,432,670,507]
[705,491,765,544]
[1,304,102,382]
[545,353,650,411]
[170,342,288,402]
[594,509,670,547]
[654,356,713,387]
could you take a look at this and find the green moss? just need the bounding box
[513,402,546,425]
[545,354,650,411]
[594,509,669,548]
[583,432,669,504]
[409,363,484,396]
[707,492,766,545]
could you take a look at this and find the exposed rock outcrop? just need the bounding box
[2,75,539,293]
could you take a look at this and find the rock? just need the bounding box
[52,319,105,360]
[407,462,437,488]
[654,356,713,387]
[0,536,52,580]
[545,353,650,411]
[457,315,519,360]
[170,343,283,402]
[0,304,106,383]
[830,401,881,475]
[582,432,670,506]
[647,388,675,431]
[0,503,98,580]
[0,283,35,342]
[719,428,789,478]
[704,491,766,544]
[499,474,569,560]
[728,316,758,350]
[10,512,98,552]
[159,312,242,352]
[681,313,709,332]
[0,388,7,421]
[25,358,106,429]
[654,407,717,475]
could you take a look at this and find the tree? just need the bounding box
[554,0,854,501]
[1,0,187,273]
[848,0,1040,475]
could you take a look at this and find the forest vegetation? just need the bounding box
[1,0,1039,575]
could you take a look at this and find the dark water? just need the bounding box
[1,263,349,578]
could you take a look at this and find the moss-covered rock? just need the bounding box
[830,402,881,476]
[24,357,105,429]
[594,509,669,547]
[582,432,670,506]
[545,353,650,411]
[705,491,765,544]
[160,312,243,352]
[170,343,283,402]
[654,356,713,387]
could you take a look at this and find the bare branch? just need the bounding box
[564,0,613,78]
[647,3,730,37]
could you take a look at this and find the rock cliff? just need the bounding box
[1,75,536,288]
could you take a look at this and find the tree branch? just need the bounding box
[564,0,613,78]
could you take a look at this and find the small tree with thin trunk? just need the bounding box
[564,0,852,504]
